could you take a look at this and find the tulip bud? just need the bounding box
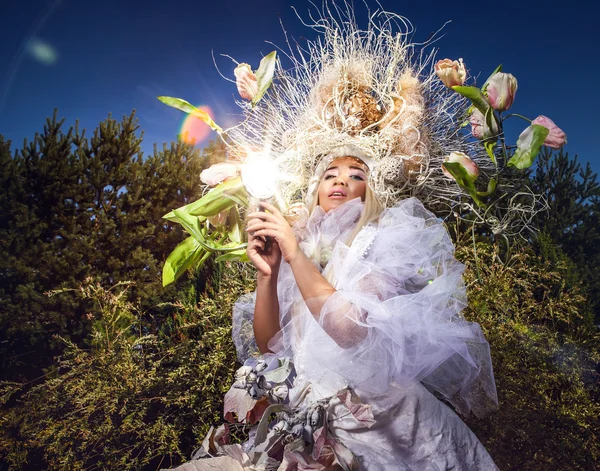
[434,58,467,89]
[442,152,479,181]
[200,163,239,187]
[207,210,228,229]
[469,109,499,140]
[531,115,567,149]
[234,63,258,101]
[486,73,518,112]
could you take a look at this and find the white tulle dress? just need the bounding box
[232,197,498,470]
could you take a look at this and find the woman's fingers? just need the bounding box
[246,221,281,234]
[249,238,264,251]
[258,201,282,217]
[247,211,281,226]
[248,202,287,223]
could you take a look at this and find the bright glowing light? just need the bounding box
[241,151,279,199]
[179,105,214,145]
[27,39,58,65]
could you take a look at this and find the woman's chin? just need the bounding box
[321,198,346,212]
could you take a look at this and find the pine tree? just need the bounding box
[0,111,211,381]
[530,148,600,323]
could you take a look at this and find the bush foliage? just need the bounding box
[0,265,254,470]
[456,234,600,470]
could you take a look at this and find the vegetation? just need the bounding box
[0,111,226,382]
[0,113,598,469]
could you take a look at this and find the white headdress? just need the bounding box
[225,3,495,214]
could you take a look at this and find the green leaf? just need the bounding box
[477,178,497,197]
[251,51,277,106]
[484,140,497,164]
[443,161,486,208]
[451,86,490,116]
[215,248,248,262]
[188,177,249,217]
[162,236,208,286]
[163,177,248,222]
[508,124,549,169]
[157,96,223,133]
[482,64,503,93]
[173,209,245,253]
[227,207,244,243]
[173,208,205,242]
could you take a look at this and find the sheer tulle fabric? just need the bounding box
[233,197,497,418]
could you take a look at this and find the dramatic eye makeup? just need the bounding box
[323,164,367,181]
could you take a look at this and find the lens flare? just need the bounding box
[27,39,58,65]
[179,105,214,145]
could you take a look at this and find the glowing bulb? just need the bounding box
[241,151,279,199]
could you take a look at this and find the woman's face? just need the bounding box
[317,156,368,212]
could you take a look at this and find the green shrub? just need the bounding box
[456,237,600,470]
[0,265,255,470]
[2,234,598,470]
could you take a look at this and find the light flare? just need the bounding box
[179,105,214,145]
[241,150,279,200]
[26,38,58,65]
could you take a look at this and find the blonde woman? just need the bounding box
[243,151,498,470]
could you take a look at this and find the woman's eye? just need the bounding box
[351,174,365,181]
[324,174,335,180]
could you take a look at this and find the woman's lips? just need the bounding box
[328,189,347,198]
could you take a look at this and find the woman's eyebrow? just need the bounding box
[325,165,366,172]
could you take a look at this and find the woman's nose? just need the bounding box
[333,175,347,185]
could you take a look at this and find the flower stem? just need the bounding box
[503,113,532,123]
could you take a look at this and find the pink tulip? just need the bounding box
[469,109,499,140]
[435,58,467,89]
[442,152,479,180]
[234,63,258,101]
[531,115,567,149]
[200,163,239,187]
[486,73,518,112]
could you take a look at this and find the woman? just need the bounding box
[241,151,499,470]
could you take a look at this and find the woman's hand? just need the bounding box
[246,228,281,277]
[246,202,300,267]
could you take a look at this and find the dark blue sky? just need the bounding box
[1,0,597,174]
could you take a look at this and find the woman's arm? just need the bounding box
[247,202,335,315]
[253,272,281,353]
[246,227,282,353]
[247,202,367,348]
